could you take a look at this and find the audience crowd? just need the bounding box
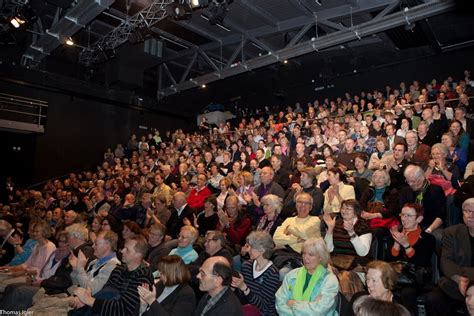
[1,70,474,316]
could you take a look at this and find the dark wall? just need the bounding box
[1,81,189,187]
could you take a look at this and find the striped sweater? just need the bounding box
[239,260,281,316]
[91,263,153,316]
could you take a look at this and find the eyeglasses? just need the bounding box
[399,213,417,218]
[463,209,474,216]
[205,238,218,243]
[296,201,312,206]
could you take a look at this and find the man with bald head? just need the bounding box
[166,192,196,239]
[195,256,243,316]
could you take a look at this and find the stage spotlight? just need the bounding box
[166,0,192,20]
[191,0,209,8]
[9,5,37,29]
[65,37,74,46]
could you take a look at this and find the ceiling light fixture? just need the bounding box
[65,37,74,46]
[166,0,192,20]
[9,5,37,29]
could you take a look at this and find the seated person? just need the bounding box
[193,231,233,267]
[389,203,435,314]
[323,168,356,214]
[1,224,94,311]
[70,230,121,295]
[71,235,153,315]
[138,255,196,316]
[169,226,199,264]
[275,238,339,315]
[216,195,252,247]
[274,192,321,253]
[232,231,280,316]
[146,223,171,271]
[425,198,474,316]
[351,260,403,312]
[186,174,212,212]
[282,168,324,218]
[195,256,243,316]
[256,194,284,236]
[0,221,37,268]
[353,295,410,316]
[323,199,372,300]
[0,220,19,266]
[399,164,446,242]
[360,169,400,259]
[0,220,56,280]
[194,196,219,237]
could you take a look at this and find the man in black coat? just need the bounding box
[282,167,323,219]
[166,192,196,239]
[425,198,474,316]
[195,256,243,316]
[399,164,446,241]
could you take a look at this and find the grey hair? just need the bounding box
[405,130,418,140]
[371,169,391,187]
[431,143,448,157]
[65,223,89,241]
[246,231,275,259]
[0,219,12,231]
[404,164,425,179]
[260,194,283,215]
[462,198,474,211]
[302,237,330,268]
[294,191,314,205]
[180,225,199,243]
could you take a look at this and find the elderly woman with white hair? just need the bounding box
[425,143,461,192]
[232,231,280,315]
[275,238,339,316]
[256,194,284,236]
[169,225,199,264]
[359,169,400,228]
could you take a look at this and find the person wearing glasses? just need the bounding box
[390,204,435,267]
[193,231,233,267]
[195,256,243,316]
[169,226,199,264]
[399,164,446,242]
[274,192,321,253]
[389,203,435,315]
[425,197,474,316]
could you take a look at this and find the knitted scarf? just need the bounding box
[292,265,324,301]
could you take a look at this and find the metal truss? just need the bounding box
[21,0,115,66]
[157,0,456,98]
[0,0,27,17]
[78,0,173,65]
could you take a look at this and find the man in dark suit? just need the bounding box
[385,123,406,151]
[166,192,195,239]
[425,197,474,316]
[195,256,243,316]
